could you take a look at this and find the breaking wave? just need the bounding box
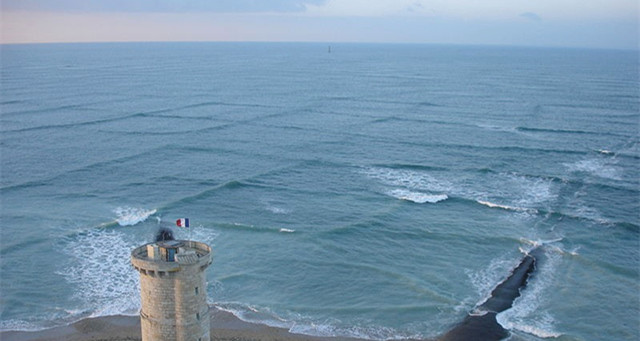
[496,249,563,339]
[363,166,554,213]
[387,189,448,204]
[362,166,453,195]
[55,220,219,323]
[0,319,48,332]
[476,200,538,214]
[113,207,157,226]
[216,303,425,340]
[57,229,142,318]
[466,252,522,308]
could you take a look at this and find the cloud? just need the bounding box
[0,0,327,13]
[305,0,431,17]
[4,0,637,22]
[520,12,542,22]
[305,0,637,21]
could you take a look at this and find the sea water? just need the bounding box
[0,42,638,340]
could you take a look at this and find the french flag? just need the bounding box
[176,218,190,228]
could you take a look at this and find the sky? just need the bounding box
[1,0,638,49]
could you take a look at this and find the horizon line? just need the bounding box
[1,40,637,52]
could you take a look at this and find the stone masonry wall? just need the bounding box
[133,242,212,341]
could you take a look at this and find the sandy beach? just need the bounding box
[0,307,373,341]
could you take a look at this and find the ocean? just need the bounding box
[0,42,638,340]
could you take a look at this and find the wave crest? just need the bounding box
[477,200,538,214]
[113,207,156,226]
[388,189,448,204]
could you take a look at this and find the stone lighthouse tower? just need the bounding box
[131,239,213,341]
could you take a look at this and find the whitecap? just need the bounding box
[363,167,453,193]
[477,200,538,214]
[597,149,614,155]
[113,207,157,226]
[364,167,555,212]
[279,228,295,233]
[388,189,448,204]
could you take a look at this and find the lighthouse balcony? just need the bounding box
[131,240,212,273]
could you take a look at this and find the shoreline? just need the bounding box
[0,306,377,341]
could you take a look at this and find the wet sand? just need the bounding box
[0,307,369,341]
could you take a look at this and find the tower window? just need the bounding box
[196,312,200,320]
[195,287,199,295]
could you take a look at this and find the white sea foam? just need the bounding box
[467,247,564,338]
[560,187,612,225]
[473,173,556,217]
[597,149,614,155]
[518,237,563,249]
[216,303,290,330]
[57,229,142,318]
[388,189,448,204]
[0,306,94,331]
[113,207,157,226]
[0,319,46,332]
[496,249,562,339]
[468,309,488,317]
[549,245,580,256]
[510,322,563,339]
[363,167,452,206]
[291,316,427,341]
[363,167,453,193]
[477,200,537,214]
[172,224,219,246]
[290,321,417,341]
[267,206,291,214]
[476,174,553,213]
[279,228,296,233]
[522,240,579,257]
[466,253,521,307]
[565,158,622,180]
[572,203,611,225]
[218,303,424,340]
[364,167,555,214]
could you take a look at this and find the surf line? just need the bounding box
[440,248,543,341]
